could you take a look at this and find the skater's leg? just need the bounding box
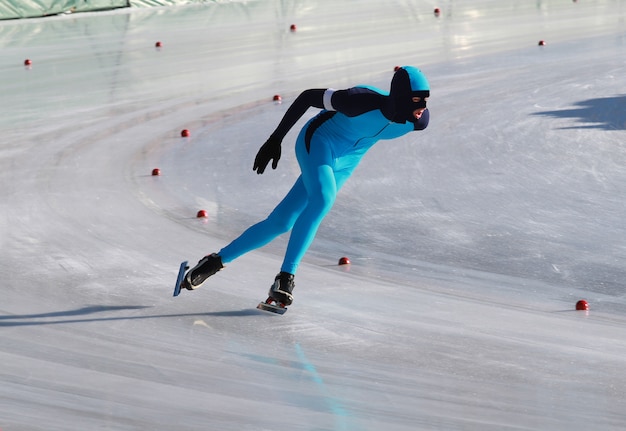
[280,164,337,274]
[279,133,340,275]
[184,176,307,290]
[218,177,307,263]
[266,137,360,303]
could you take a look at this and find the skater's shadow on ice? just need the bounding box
[532,94,626,130]
[0,305,262,327]
[202,309,261,317]
[0,305,149,322]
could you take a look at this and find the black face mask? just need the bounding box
[411,90,430,109]
[390,68,429,123]
[392,90,429,123]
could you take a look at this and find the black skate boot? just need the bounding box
[181,253,223,290]
[268,272,295,306]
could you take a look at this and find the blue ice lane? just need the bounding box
[294,343,351,431]
[229,342,354,430]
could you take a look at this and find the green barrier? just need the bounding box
[0,0,233,20]
[0,0,129,20]
[128,0,228,7]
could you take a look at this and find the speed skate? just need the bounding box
[257,297,288,315]
[172,261,189,297]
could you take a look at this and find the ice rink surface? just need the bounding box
[2,0,626,429]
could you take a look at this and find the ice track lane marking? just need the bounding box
[294,343,351,430]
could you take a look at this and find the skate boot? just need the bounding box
[267,272,295,306]
[181,253,223,290]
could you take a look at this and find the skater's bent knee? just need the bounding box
[264,215,295,235]
[309,190,336,212]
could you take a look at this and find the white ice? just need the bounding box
[2,1,626,430]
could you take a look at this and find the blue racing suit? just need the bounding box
[219,67,430,274]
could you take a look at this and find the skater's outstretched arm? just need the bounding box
[253,87,393,173]
[253,89,326,174]
[271,89,327,140]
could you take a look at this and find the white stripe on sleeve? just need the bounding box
[323,88,336,111]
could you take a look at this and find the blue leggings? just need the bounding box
[218,131,358,274]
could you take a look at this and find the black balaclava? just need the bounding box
[389,66,430,124]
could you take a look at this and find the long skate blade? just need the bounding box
[173,261,189,297]
[257,300,288,315]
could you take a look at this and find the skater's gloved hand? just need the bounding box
[253,136,282,174]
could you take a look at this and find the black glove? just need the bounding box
[253,136,282,174]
